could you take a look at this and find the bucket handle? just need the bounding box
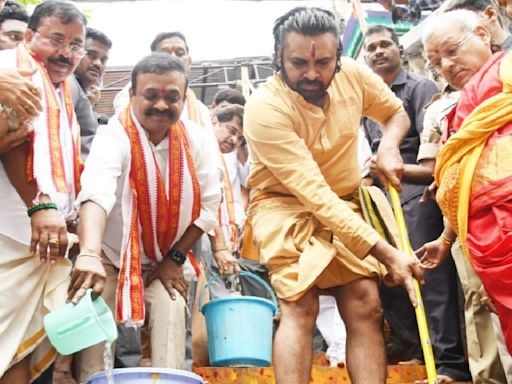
[85,289,116,341]
[199,271,278,314]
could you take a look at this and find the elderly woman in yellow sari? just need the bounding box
[418,10,512,355]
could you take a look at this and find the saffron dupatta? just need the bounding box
[186,88,206,128]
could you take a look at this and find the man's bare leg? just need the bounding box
[333,278,386,384]
[53,353,76,384]
[1,356,30,384]
[273,286,320,384]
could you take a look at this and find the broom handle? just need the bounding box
[388,184,438,384]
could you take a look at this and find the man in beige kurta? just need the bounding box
[242,6,423,384]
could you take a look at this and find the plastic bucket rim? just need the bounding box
[85,367,204,383]
[201,295,277,315]
[199,271,278,314]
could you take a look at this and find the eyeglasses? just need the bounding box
[34,32,86,58]
[427,30,473,73]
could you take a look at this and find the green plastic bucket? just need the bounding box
[44,289,117,355]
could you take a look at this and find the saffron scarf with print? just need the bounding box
[117,106,201,324]
[186,88,206,128]
[17,44,82,195]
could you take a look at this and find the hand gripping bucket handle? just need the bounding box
[199,271,279,314]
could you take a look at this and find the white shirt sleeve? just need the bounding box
[185,121,222,233]
[238,150,251,186]
[75,121,130,214]
[113,83,131,115]
[358,128,372,177]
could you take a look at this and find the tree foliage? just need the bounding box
[17,0,41,5]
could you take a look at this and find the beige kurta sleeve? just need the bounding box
[245,99,382,259]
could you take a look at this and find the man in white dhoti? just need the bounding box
[0,1,87,383]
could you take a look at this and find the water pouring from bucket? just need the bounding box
[199,271,278,367]
[43,288,118,355]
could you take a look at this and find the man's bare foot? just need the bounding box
[398,358,423,365]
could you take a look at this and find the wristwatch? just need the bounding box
[166,248,187,265]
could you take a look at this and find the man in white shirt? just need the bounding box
[210,89,250,225]
[70,53,221,382]
[0,1,87,382]
[113,31,216,135]
[114,31,224,370]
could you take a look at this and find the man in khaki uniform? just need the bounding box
[243,7,423,384]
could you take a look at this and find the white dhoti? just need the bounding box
[0,234,71,382]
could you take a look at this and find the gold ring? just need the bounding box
[48,239,59,246]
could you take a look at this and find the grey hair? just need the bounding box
[422,9,481,45]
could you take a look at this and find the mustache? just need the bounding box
[296,79,324,88]
[145,108,175,119]
[372,54,388,61]
[48,56,73,66]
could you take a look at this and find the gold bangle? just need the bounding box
[439,233,454,247]
[212,247,228,253]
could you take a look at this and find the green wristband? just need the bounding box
[27,202,58,217]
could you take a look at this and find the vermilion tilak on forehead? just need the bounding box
[310,41,316,59]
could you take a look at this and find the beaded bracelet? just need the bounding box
[27,202,57,217]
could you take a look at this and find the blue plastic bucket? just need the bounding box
[44,289,117,355]
[85,368,204,383]
[199,271,278,367]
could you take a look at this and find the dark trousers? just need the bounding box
[381,195,470,380]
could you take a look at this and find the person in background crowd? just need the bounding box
[0,0,37,157]
[74,27,111,93]
[0,0,29,50]
[71,27,112,156]
[446,0,512,51]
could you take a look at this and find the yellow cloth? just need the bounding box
[434,51,512,258]
[243,58,404,299]
[0,234,71,382]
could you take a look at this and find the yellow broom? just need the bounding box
[388,184,438,384]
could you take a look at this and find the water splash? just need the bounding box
[103,340,114,384]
